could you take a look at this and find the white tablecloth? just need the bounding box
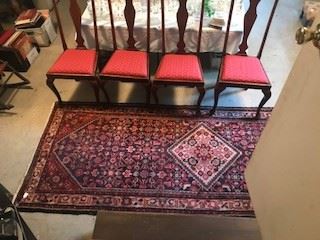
[81,0,244,53]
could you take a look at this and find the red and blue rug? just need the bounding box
[15,104,271,216]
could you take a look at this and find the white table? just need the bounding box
[81,0,244,53]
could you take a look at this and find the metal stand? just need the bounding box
[0,60,30,111]
[0,184,37,240]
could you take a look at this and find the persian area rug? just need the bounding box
[15,104,272,216]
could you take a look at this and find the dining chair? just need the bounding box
[152,0,206,112]
[99,0,151,103]
[46,0,109,103]
[210,0,279,119]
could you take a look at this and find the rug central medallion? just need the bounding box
[168,123,241,190]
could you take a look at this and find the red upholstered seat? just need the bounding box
[101,50,148,78]
[221,55,270,84]
[0,29,15,45]
[48,49,97,75]
[155,54,203,82]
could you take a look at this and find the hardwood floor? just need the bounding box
[92,211,261,240]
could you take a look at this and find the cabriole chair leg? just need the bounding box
[255,87,271,119]
[46,77,62,103]
[151,85,159,104]
[98,79,110,103]
[196,85,205,115]
[90,80,101,103]
[145,83,151,104]
[210,84,226,115]
[196,85,205,106]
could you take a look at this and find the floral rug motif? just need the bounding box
[15,104,271,216]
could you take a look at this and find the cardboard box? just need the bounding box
[26,46,40,64]
[17,10,57,47]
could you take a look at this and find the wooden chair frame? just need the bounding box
[99,0,151,103]
[46,0,109,103]
[210,0,279,118]
[151,0,206,110]
[0,60,31,110]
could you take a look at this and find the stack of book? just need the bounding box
[14,9,45,29]
[2,31,33,60]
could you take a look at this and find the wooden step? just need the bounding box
[92,211,261,240]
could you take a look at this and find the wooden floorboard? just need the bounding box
[92,211,261,240]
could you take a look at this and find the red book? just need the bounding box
[16,9,37,22]
[0,29,15,45]
[15,9,40,26]
[9,32,33,60]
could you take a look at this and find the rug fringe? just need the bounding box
[13,102,57,204]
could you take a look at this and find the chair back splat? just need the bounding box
[176,0,188,53]
[52,0,99,51]
[69,0,85,49]
[225,0,280,57]
[124,0,136,50]
[160,0,205,54]
[107,0,150,52]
